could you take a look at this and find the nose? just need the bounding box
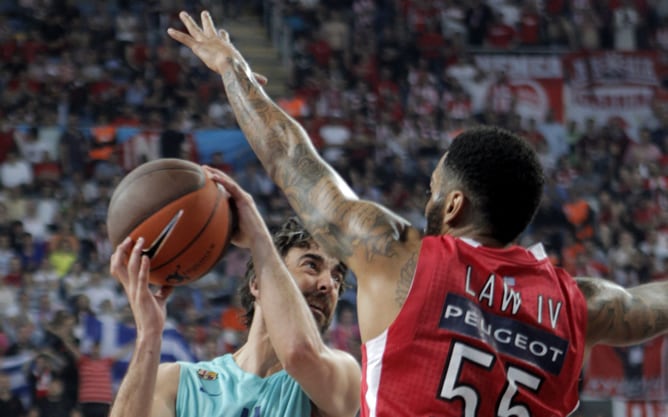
[315,271,336,293]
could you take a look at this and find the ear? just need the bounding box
[249,278,259,298]
[443,189,466,225]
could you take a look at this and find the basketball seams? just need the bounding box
[108,165,205,246]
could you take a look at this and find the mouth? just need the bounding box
[308,303,327,318]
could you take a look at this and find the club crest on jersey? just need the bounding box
[197,369,218,380]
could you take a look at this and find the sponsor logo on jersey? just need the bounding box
[440,293,569,374]
[197,368,219,381]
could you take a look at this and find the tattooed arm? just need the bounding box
[168,11,423,340]
[576,277,668,348]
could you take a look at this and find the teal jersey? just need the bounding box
[176,354,314,417]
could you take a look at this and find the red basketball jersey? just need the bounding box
[361,235,587,417]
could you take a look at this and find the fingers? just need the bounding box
[110,237,133,283]
[218,29,230,42]
[201,10,217,37]
[202,166,247,199]
[213,173,247,200]
[167,28,195,47]
[127,237,148,292]
[178,11,204,38]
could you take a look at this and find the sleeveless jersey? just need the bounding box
[177,354,314,417]
[361,235,587,417]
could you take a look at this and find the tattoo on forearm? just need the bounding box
[221,59,408,263]
[395,252,417,306]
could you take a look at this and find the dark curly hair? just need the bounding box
[443,126,545,244]
[238,216,348,327]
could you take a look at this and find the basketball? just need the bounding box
[106,158,236,286]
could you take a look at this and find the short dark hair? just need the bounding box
[238,217,348,327]
[443,126,545,244]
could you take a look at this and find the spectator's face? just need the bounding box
[48,379,64,397]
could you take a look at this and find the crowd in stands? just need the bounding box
[1,0,668,415]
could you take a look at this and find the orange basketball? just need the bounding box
[107,158,236,286]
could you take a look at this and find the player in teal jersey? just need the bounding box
[107,167,361,417]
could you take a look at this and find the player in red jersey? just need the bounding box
[170,11,668,417]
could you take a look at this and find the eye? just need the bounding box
[333,274,344,285]
[304,261,318,270]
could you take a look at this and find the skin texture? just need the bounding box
[168,9,668,367]
[107,168,360,417]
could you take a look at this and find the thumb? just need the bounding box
[253,72,268,86]
[155,286,174,303]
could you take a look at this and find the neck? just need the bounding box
[448,225,506,248]
[232,316,282,377]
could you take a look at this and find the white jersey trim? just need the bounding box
[363,329,389,417]
[527,242,548,260]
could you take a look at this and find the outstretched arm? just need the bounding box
[167,11,421,288]
[577,277,668,348]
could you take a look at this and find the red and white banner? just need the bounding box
[611,400,668,417]
[581,337,668,401]
[474,54,564,122]
[562,51,663,140]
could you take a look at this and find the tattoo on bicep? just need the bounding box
[394,252,417,306]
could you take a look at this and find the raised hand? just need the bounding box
[167,10,267,85]
[110,237,174,336]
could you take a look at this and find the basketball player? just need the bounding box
[107,169,360,417]
[170,11,668,417]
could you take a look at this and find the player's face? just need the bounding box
[283,243,345,333]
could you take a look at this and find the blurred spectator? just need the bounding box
[0,372,25,417]
[22,200,50,244]
[208,151,233,174]
[34,378,73,417]
[0,151,33,191]
[624,127,663,165]
[61,262,90,301]
[614,0,641,51]
[320,10,350,64]
[3,256,25,288]
[464,0,494,46]
[81,270,116,315]
[159,116,186,159]
[53,329,130,417]
[0,233,16,275]
[218,293,247,354]
[0,121,19,164]
[328,301,361,362]
[42,311,79,408]
[485,11,517,49]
